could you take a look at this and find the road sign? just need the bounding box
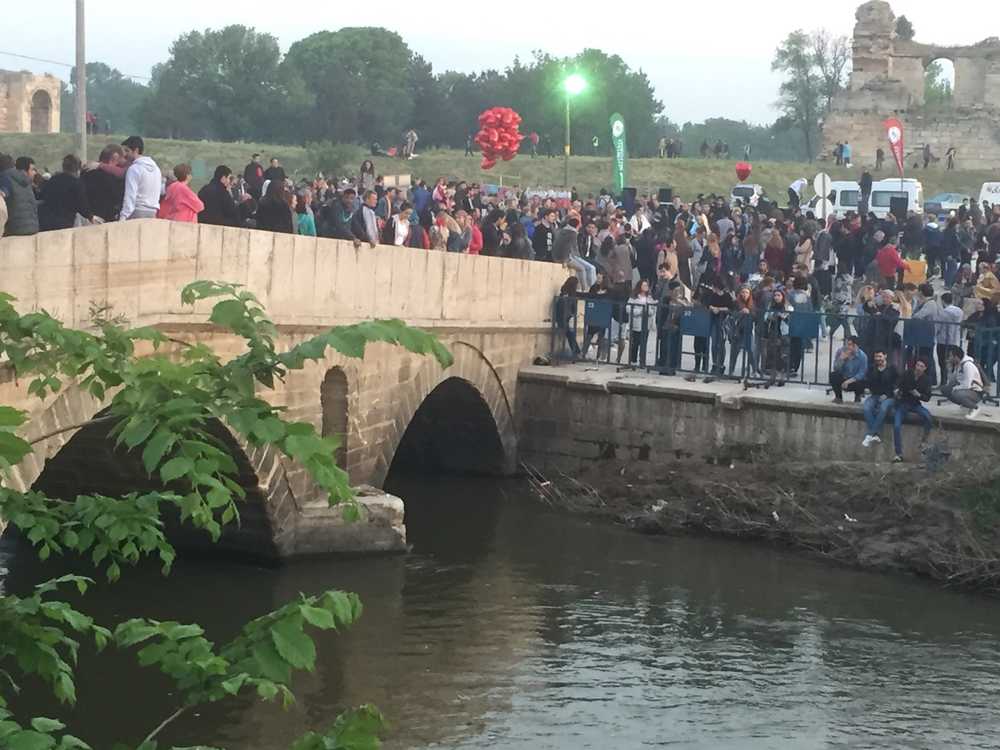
[813,172,831,200]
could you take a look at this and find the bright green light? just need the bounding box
[564,74,587,96]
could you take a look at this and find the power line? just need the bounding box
[0,49,151,81]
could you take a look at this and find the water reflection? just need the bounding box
[3,475,1000,749]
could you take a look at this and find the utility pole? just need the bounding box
[75,0,87,160]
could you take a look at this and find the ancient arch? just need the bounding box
[375,341,517,486]
[10,385,300,561]
[30,90,52,134]
[320,367,349,469]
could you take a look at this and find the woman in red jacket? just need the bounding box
[157,164,204,223]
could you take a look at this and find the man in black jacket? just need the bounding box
[862,349,899,447]
[244,154,264,199]
[892,358,933,462]
[321,189,363,244]
[198,166,240,226]
[82,145,125,222]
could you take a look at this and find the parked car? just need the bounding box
[923,192,968,219]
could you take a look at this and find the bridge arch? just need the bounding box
[9,386,301,561]
[376,342,516,485]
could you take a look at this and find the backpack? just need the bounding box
[380,216,396,245]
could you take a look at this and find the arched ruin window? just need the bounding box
[30,90,52,133]
[925,58,955,108]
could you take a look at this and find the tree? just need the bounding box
[895,15,915,41]
[282,28,417,146]
[772,31,823,161]
[141,26,299,142]
[62,62,149,135]
[925,60,954,107]
[811,31,851,112]
[0,280,453,748]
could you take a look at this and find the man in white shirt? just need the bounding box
[119,136,162,220]
[788,177,807,210]
[942,345,985,418]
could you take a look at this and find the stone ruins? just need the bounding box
[823,0,1000,169]
[0,70,61,134]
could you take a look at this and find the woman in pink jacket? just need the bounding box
[157,163,204,222]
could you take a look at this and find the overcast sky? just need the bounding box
[0,1,985,125]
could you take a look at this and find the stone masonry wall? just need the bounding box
[516,369,1000,476]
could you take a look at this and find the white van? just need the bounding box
[828,180,861,218]
[980,182,1000,210]
[730,184,764,207]
[869,178,924,220]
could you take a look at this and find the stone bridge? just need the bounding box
[0,221,566,559]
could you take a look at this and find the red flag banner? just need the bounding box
[884,117,905,177]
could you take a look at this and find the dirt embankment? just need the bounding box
[525,457,1000,593]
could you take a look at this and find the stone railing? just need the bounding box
[0,220,568,331]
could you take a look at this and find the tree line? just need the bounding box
[59,24,862,162]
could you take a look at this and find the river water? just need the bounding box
[5,475,1000,749]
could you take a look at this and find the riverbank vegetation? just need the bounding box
[0,282,451,748]
[526,456,1000,593]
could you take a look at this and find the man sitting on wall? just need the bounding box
[892,358,933,462]
[830,336,868,404]
[861,350,899,448]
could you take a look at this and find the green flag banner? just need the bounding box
[609,113,628,193]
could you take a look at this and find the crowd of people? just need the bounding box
[3,136,1000,458]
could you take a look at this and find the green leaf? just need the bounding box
[141,429,175,475]
[270,619,316,671]
[0,432,32,465]
[160,457,194,483]
[5,730,56,750]
[120,417,157,450]
[209,299,248,329]
[0,406,26,428]
[299,605,335,630]
[29,718,65,733]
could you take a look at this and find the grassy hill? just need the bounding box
[3,132,996,203]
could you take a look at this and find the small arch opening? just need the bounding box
[320,367,349,470]
[30,90,52,134]
[924,58,955,108]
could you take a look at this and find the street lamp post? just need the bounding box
[75,0,87,160]
[562,74,586,188]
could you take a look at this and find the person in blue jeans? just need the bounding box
[892,358,934,462]
[862,350,899,447]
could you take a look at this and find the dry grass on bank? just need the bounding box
[526,457,1000,594]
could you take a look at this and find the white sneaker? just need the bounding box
[966,407,981,420]
[870,435,882,444]
[862,435,873,447]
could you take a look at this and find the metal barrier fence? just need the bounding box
[550,294,1000,399]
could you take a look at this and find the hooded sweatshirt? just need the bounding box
[120,156,162,220]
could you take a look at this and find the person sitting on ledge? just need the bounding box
[830,335,868,404]
[892,358,933,462]
[861,349,898,448]
[942,345,986,419]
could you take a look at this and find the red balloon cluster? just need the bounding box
[475,107,524,170]
[735,161,752,182]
